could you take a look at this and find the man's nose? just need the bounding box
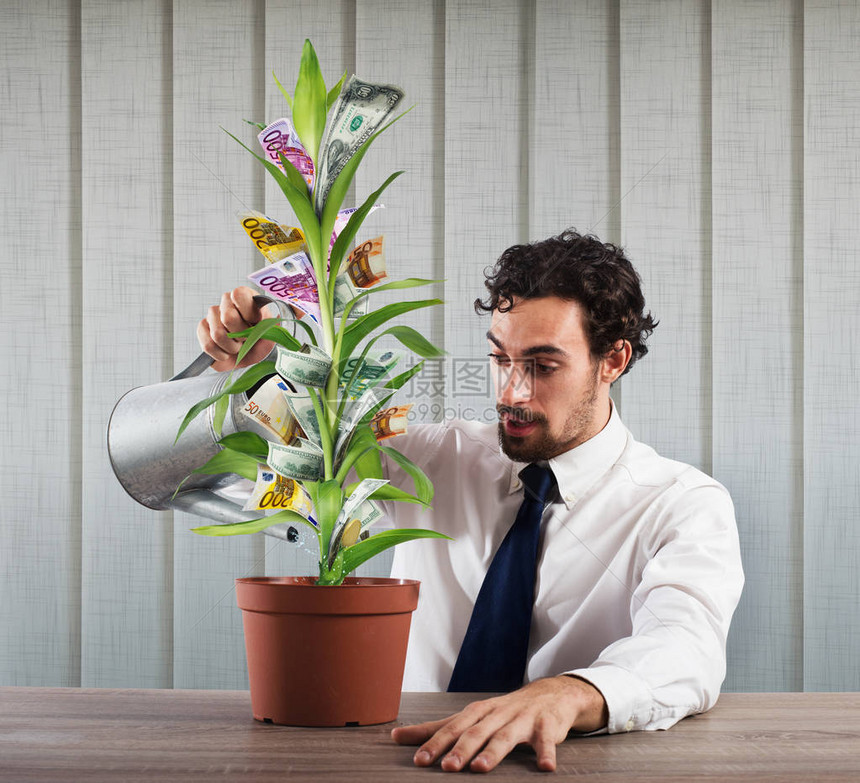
[497,363,533,405]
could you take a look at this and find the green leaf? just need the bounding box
[326,70,346,110]
[272,71,294,111]
[217,431,269,459]
[228,322,303,353]
[341,298,442,358]
[334,423,379,482]
[354,446,384,481]
[379,325,444,359]
[212,393,229,438]
[192,508,316,537]
[329,171,404,281]
[343,482,426,506]
[231,317,281,365]
[243,119,266,131]
[278,150,312,199]
[385,360,425,391]
[319,105,414,254]
[351,277,441,302]
[190,447,260,482]
[342,528,451,574]
[378,443,434,505]
[316,479,345,550]
[223,128,321,262]
[292,39,327,165]
[175,361,276,443]
[291,316,319,345]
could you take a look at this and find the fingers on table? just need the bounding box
[396,701,565,774]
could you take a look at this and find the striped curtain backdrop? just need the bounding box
[1,0,858,693]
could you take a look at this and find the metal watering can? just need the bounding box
[107,296,296,540]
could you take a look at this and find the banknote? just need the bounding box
[266,437,324,481]
[242,464,315,517]
[339,349,403,399]
[330,204,383,249]
[370,404,411,441]
[282,386,321,445]
[334,386,391,458]
[332,273,369,318]
[328,494,385,565]
[315,76,405,214]
[275,343,332,388]
[248,251,321,323]
[332,236,387,317]
[239,211,305,263]
[346,236,386,287]
[258,118,315,189]
[238,375,305,443]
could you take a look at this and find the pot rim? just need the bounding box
[235,576,419,587]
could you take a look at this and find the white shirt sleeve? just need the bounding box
[566,481,744,732]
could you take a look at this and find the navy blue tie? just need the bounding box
[448,464,556,692]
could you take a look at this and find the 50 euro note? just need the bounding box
[239,211,305,263]
[248,251,321,323]
[369,404,411,441]
[333,236,387,318]
[258,118,315,190]
[243,464,315,521]
[315,76,405,214]
[238,375,305,444]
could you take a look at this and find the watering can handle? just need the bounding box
[168,295,289,382]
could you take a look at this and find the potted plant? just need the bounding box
[175,40,449,727]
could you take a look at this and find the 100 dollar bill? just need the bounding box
[315,77,405,214]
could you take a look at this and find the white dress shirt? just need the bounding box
[381,404,744,733]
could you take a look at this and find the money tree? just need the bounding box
[176,40,448,585]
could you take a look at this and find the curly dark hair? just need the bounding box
[474,229,658,375]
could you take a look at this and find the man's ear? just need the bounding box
[600,340,632,384]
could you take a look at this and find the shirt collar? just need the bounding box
[506,401,628,509]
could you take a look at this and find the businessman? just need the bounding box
[199,230,744,773]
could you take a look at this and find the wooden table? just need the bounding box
[0,689,858,781]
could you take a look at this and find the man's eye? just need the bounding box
[536,364,557,375]
[488,353,509,365]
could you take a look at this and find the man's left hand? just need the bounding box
[390,675,608,773]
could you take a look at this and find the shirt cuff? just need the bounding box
[565,664,653,734]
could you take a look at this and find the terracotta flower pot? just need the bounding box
[235,576,420,727]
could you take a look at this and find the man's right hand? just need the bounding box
[197,286,276,372]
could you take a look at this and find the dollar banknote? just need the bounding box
[328,493,385,565]
[266,437,324,482]
[275,343,332,388]
[334,386,391,458]
[258,118,315,190]
[248,251,321,323]
[238,375,305,443]
[239,211,305,263]
[340,349,403,399]
[332,274,369,318]
[370,404,411,441]
[315,76,405,214]
[243,464,315,517]
[282,386,321,445]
